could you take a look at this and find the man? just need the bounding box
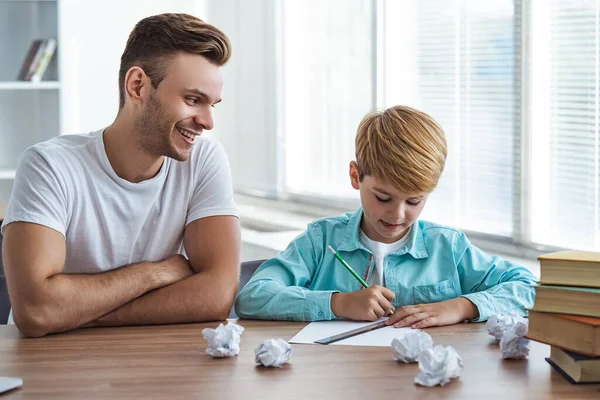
[1,13,240,337]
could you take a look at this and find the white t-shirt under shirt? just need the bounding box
[359,228,411,286]
[1,129,238,323]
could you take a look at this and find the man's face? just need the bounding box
[135,53,223,161]
[349,162,428,244]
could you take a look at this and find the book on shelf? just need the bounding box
[16,38,57,83]
[546,346,600,384]
[537,250,600,288]
[531,284,600,318]
[16,39,45,81]
[526,311,600,357]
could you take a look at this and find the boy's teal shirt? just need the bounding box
[235,209,536,322]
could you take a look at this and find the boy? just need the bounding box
[235,106,535,329]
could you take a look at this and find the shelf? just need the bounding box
[0,81,60,90]
[0,169,16,180]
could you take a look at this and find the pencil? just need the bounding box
[327,245,369,288]
[328,245,394,316]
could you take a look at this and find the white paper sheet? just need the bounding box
[289,319,410,347]
[0,377,22,394]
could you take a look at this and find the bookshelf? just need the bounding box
[0,81,60,90]
[0,0,60,203]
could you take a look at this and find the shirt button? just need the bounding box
[318,312,324,318]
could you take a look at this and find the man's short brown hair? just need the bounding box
[355,105,447,195]
[118,13,231,108]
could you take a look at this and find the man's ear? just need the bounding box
[349,161,360,190]
[124,66,149,106]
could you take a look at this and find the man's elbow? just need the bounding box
[212,304,232,321]
[12,303,56,338]
[212,292,236,321]
[194,278,236,321]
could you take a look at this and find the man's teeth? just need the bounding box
[177,128,195,140]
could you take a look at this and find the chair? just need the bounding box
[228,259,266,319]
[0,232,10,324]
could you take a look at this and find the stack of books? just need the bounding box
[526,250,600,383]
[17,38,57,83]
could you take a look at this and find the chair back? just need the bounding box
[0,232,11,324]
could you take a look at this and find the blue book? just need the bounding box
[546,346,600,384]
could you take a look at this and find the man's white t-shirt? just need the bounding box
[1,129,238,323]
[359,228,411,286]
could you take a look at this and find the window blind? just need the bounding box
[530,0,600,249]
[384,0,520,237]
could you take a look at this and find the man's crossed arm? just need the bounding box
[2,215,240,337]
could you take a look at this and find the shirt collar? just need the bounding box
[337,208,428,259]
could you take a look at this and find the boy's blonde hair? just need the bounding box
[355,105,447,194]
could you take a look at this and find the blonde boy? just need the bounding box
[235,106,535,328]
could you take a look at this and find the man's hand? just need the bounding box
[331,285,395,321]
[154,254,194,286]
[385,297,479,329]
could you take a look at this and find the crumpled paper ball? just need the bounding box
[499,319,530,359]
[391,330,434,363]
[414,345,463,387]
[485,313,525,342]
[202,321,244,358]
[254,338,292,367]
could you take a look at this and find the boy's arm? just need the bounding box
[235,225,337,321]
[455,232,537,322]
[386,231,536,329]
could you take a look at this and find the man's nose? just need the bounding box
[194,108,214,131]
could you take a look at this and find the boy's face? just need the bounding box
[349,161,428,244]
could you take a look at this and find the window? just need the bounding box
[251,0,600,252]
[282,0,374,200]
[530,0,600,250]
[382,0,519,237]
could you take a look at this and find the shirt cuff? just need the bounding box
[304,290,339,320]
[461,292,493,322]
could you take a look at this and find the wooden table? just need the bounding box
[0,321,598,399]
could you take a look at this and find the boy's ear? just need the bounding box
[349,161,360,190]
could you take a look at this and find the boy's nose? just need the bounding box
[393,204,406,220]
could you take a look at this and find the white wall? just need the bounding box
[59,0,207,135]
[206,0,281,196]
[57,1,279,194]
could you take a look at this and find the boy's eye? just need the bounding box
[375,195,390,203]
[407,199,422,206]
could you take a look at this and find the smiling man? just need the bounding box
[1,14,240,337]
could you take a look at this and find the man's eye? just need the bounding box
[187,98,199,105]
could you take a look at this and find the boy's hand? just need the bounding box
[330,285,395,321]
[385,297,479,329]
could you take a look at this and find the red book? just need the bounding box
[16,39,46,81]
[527,310,600,357]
